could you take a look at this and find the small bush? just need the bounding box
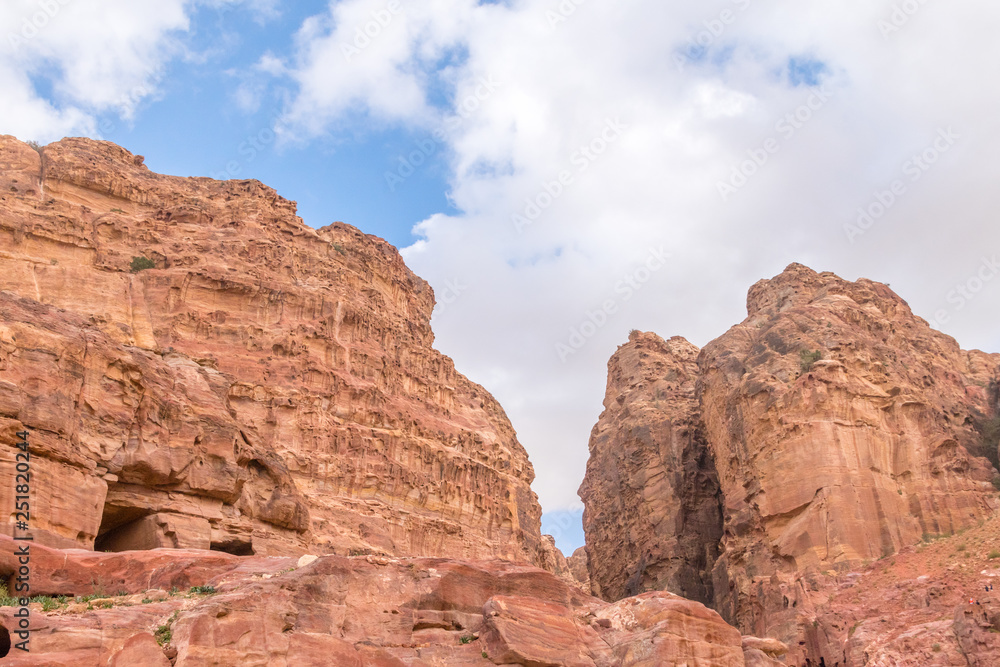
[932,643,941,652]
[460,635,476,644]
[0,583,17,607]
[799,349,822,372]
[988,550,1000,560]
[129,256,155,273]
[155,624,172,646]
[190,585,216,595]
[111,208,125,214]
[32,596,59,612]
[155,611,179,646]
[25,140,42,152]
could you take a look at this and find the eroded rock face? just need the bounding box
[581,264,1000,663]
[579,332,722,604]
[703,264,999,646]
[0,136,544,564]
[0,536,748,667]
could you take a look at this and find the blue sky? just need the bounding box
[91,1,450,248]
[3,0,1000,556]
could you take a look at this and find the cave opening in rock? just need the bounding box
[93,502,156,552]
[95,485,256,555]
[209,539,255,556]
[0,623,10,657]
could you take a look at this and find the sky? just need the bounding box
[3,0,999,555]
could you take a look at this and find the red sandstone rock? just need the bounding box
[581,264,1000,665]
[703,264,999,658]
[109,632,171,667]
[0,135,546,566]
[579,332,722,604]
[0,542,747,666]
[567,546,591,592]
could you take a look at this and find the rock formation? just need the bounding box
[0,535,751,666]
[579,332,722,604]
[0,136,544,564]
[704,264,999,650]
[581,263,1000,664]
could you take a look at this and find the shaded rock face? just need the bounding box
[579,332,723,605]
[0,536,748,667]
[0,136,544,564]
[581,264,1000,663]
[703,264,999,645]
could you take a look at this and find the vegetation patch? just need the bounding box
[799,349,823,372]
[129,256,155,273]
[155,611,180,646]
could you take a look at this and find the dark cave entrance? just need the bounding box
[93,502,156,553]
[94,486,254,555]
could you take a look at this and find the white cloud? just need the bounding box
[279,0,1000,515]
[9,0,998,519]
[0,0,270,143]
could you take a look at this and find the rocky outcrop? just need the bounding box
[567,546,591,593]
[581,263,1000,664]
[703,264,999,651]
[0,535,748,667]
[579,332,722,604]
[0,136,544,564]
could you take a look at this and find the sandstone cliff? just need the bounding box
[579,332,722,604]
[0,136,544,564]
[705,264,999,648]
[581,263,1000,664]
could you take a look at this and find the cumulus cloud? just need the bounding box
[0,0,270,143]
[277,0,1000,514]
[8,0,998,516]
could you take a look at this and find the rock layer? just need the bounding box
[0,136,544,564]
[581,263,1000,663]
[579,332,722,604]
